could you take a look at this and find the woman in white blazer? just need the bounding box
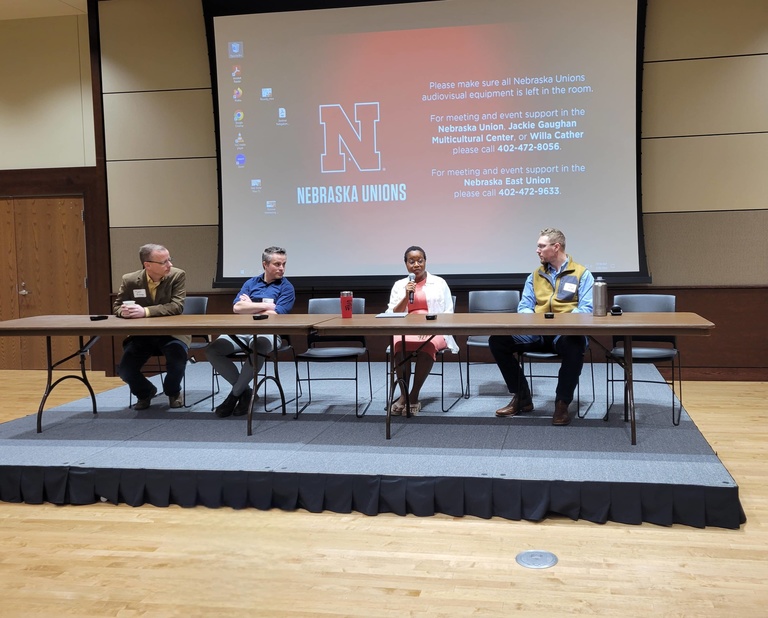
[386,246,458,415]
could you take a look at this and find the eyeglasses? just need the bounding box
[146,258,173,265]
[536,243,553,250]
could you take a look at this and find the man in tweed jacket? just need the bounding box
[113,243,189,410]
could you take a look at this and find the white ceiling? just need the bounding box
[0,0,87,21]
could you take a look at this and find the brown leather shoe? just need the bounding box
[495,393,534,417]
[552,400,571,425]
[133,386,157,410]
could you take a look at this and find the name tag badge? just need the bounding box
[133,289,147,298]
[563,282,577,294]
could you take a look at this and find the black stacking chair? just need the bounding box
[521,344,595,418]
[384,296,464,413]
[295,297,372,418]
[464,290,520,398]
[128,295,208,408]
[605,294,682,425]
[210,335,296,412]
[182,296,217,407]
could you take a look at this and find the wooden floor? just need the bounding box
[0,371,766,617]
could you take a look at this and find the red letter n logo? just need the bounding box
[319,102,381,173]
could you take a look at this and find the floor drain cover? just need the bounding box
[515,550,558,569]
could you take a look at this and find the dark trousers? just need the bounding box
[488,334,586,404]
[118,336,188,399]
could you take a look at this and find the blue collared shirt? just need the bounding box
[236,274,295,314]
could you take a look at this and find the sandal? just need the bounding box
[390,401,406,416]
[407,402,422,416]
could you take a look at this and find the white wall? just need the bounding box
[0,15,94,169]
[98,0,218,291]
[641,0,768,284]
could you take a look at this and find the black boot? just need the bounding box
[215,392,239,418]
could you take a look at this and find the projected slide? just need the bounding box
[212,0,641,281]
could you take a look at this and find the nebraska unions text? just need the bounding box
[297,183,407,204]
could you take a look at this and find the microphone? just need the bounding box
[408,273,415,304]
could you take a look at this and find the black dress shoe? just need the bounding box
[495,393,534,417]
[233,387,256,416]
[215,392,239,418]
[552,400,571,425]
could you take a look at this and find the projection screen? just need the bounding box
[204,0,648,288]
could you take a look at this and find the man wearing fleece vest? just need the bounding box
[489,228,594,426]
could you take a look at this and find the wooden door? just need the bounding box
[0,197,89,370]
[0,199,21,367]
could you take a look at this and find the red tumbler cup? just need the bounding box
[340,291,353,318]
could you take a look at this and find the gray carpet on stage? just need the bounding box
[0,361,736,491]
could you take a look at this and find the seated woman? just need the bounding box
[386,245,458,415]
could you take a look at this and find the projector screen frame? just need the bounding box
[202,0,650,291]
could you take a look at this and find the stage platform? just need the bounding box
[0,362,745,529]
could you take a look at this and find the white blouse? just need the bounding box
[385,272,459,353]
